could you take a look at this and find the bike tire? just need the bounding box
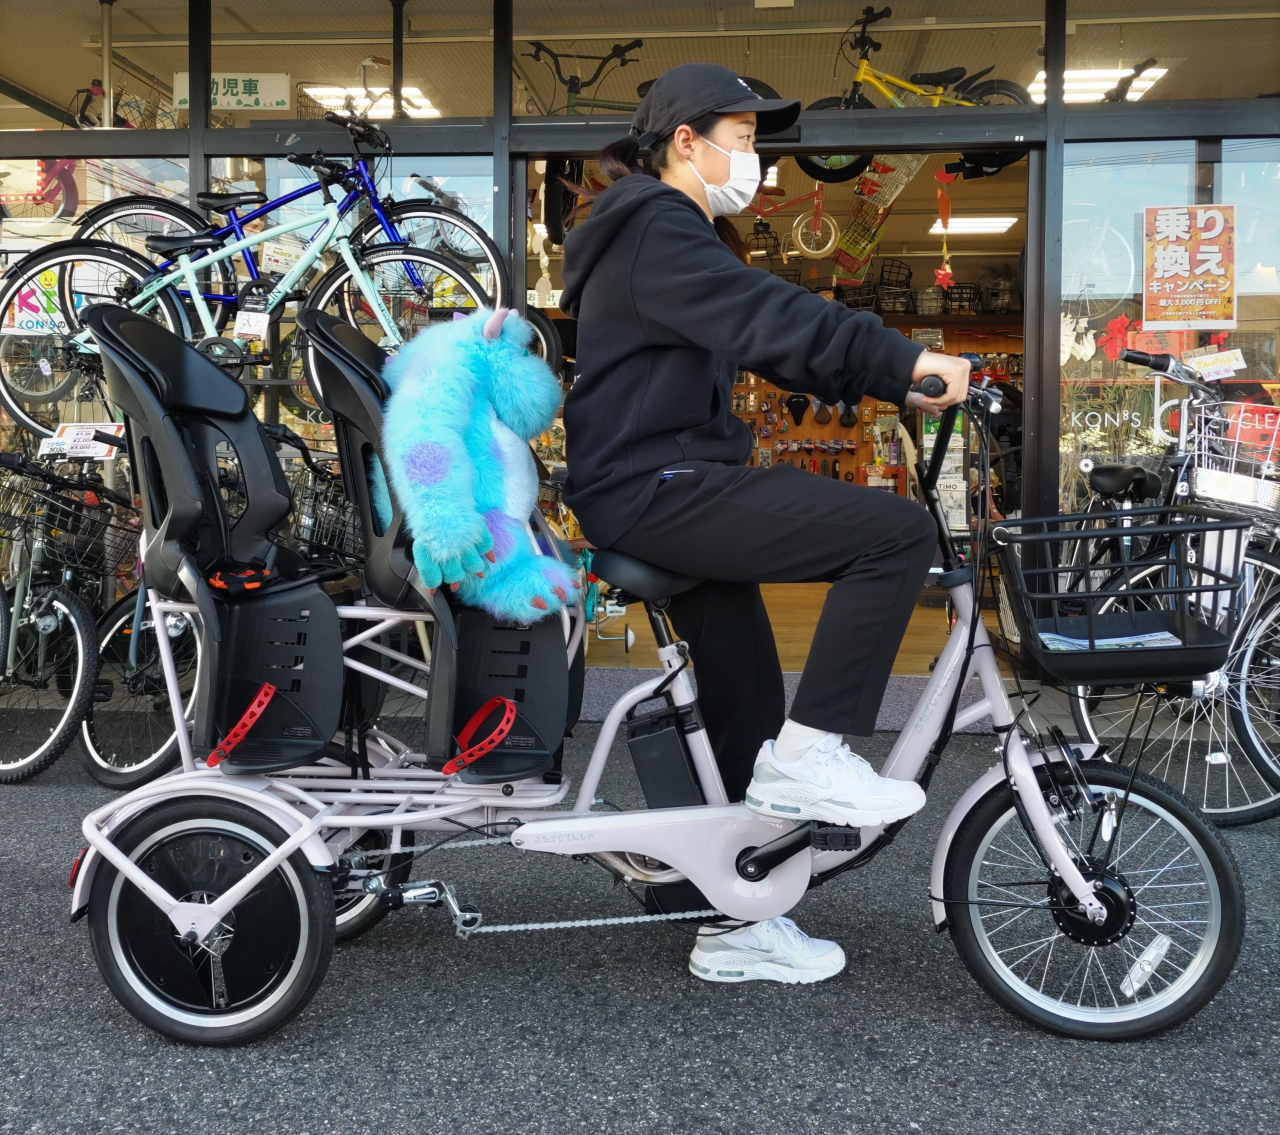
[0,164,79,225]
[74,196,236,333]
[945,763,1244,1040]
[88,798,335,1045]
[1227,590,1280,793]
[351,201,509,309]
[964,79,1034,105]
[0,241,187,438]
[1068,554,1280,826]
[299,246,489,411]
[793,96,876,184]
[523,305,563,376]
[0,585,100,783]
[79,588,202,790]
[542,159,569,246]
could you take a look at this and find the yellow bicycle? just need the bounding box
[796,6,1032,183]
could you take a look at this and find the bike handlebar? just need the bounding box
[1118,347,1205,388]
[287,151,352,183]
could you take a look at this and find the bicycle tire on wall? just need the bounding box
[793,96,876,184]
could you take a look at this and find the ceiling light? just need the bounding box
[302,86,441,118]
[1027,67,1168,104]
[929,217,1019,234]
[764,165,779,188]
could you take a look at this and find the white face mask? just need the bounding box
[687,135,760,216]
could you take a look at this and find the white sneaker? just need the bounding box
[744,737,927,827]
[688,916,846,985]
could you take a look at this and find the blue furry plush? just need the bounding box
[380,308,578,622]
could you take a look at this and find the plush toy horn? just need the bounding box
[483,308,511,340]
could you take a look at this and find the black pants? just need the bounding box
[610,463,936,801]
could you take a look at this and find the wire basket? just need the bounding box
[993,504,1251,684]
[946,283,980,314]
[981,279,1014,314]
[771,267,801,285]
[878,259,913,289]
[839,282,877,310]
[878,285,914,313]
[0,478,141,575]
[1189,400,1280,520]
[916,285,946,315]
[285,460,364,563]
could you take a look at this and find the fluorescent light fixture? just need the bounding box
[764,165,779,188]
[929,217,1019,235]
[1027,67,1168,104]
[302,86,441,118]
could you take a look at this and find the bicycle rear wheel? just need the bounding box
[0,242,187,437]
[0,585,99,783]
[74,197,235,332]
[79,589,202,790]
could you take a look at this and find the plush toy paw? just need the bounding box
[459,554,580,622]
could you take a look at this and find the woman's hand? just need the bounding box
[906,351,970,415]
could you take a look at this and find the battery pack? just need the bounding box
[626,705,705,810]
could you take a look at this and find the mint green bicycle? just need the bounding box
[0,152,488,437]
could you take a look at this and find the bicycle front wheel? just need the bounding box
[946,763,1244,1040]
[0,242,187,437]
[79,589,202,790]
[0,585,100,783]
[299,246,488,409]
[352,201,509,308]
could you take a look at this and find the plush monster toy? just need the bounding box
[380,307,580,622]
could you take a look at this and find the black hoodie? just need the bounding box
[559,174,925,549]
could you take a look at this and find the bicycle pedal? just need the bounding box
[810,822,861,852]
[92,678,114,703]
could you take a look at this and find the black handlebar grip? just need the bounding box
[0,452,24,470]
[1118,348,1172,371]
[93,430,128,454]
[915,375,946,398]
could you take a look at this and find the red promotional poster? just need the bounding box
[1142,204,1236,330]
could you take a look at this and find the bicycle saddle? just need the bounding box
[909,66,966,88]
[590,549,701,603]
[1087,463,1163,501]
[195,190,268,212]
[144,231,221,256]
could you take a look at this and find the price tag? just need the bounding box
[36,423,124,459]
[233,287,271,341]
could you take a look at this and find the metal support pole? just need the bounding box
[1022,0,1066,518]
[100,0,116,127]
[492,0,513,276]
[391,0,406,119]
[511,154,527,312]
[188,0,212,202]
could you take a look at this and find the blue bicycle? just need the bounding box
[71,112,509,324]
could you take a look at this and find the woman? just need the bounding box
[559,64,970,985]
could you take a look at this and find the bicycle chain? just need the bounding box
[471,909,719,935]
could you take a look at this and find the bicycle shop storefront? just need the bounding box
[0,1,1277,674]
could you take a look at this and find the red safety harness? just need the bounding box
[440,696,518,776]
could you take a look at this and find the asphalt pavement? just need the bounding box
[2,728,1278,1135]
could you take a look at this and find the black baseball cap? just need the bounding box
[631,63,800,149]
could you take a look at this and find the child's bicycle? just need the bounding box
[70,305,1248,1044]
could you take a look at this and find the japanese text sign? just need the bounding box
[1142,205,1235,330]
[173,73,291,111]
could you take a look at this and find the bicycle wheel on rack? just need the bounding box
[0,242,187,438]
[79,588,202,790]
[351,201,509,308]
[793,96,875,184]
[299,246,488,409]
[1068,553,1280,825]
[0,585,100,783]
[74,196,236,332]
[524,306,563,375]
[1062,219,1135,323]
[1227,591,1280,792]
[945,762,1244,1040]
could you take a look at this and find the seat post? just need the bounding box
[645,600,674,648]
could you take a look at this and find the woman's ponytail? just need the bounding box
[598,136,643,181]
